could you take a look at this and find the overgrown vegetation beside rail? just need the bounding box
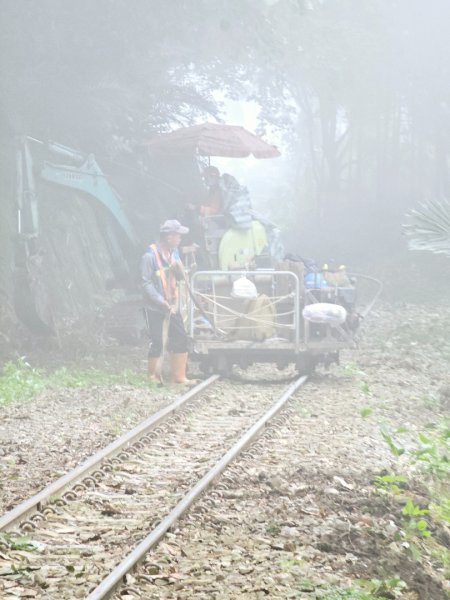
[375,419,449,573]
[335,349,449,597]
[302,577,407,599]
[0,358,149,406]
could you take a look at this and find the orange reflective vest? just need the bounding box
[150,244,178,305]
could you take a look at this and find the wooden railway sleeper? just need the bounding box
[20,520,36,531]
[221,475,236,486]
[208,488,224,498]
[73,482,88,493]
[239,452,252,461]
[243,450,259,459]
[125,446,139,456]
[149,518,161,529]
[251,442,265,452]
[137,574,156,584]
[223,474,238,484]
[82,475,98,487]
[62,490,77,501]
[225,467,241,480]
[215,483,229,491]
[192,505,208,515]
[42,505,57,516]
[82,376,308,600]
[120,587,141,597]
[201,497,216,507]
[30,513,44,523]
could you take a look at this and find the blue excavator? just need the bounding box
[14,136,139,334]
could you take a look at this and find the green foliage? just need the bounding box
[360,407,373,418]
[314,590,383,599]
[373,473,407,495]
[401,498,431,539]
[265,522,281,536]
[412,422,450,479]
[430,542,450,580]
[430,497,450,525]
[0,533,42,552]
[379,424,405,457]
[402,498,429,518]
[376,419,449,570]
[280,558,305,569]
[0,359,47,405]
[360,382,371,397]
[341,362,373,407]
[378,419,449,480]
[0,358,150,406]
[299,577,407,600]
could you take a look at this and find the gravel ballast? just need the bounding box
[0,302,449,598]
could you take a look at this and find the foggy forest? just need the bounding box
[0,2,449,599]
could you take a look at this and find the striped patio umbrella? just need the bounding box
[145,123,281,159]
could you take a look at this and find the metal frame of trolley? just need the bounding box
[187,269,356,375]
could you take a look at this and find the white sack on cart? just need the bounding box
[302,303,347,326]
[230,276,258,299]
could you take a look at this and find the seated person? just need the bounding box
[186,165,223,217]
[189,167,252,228]
[200,165,223,217]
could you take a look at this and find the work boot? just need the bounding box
[147,356,160,382]
[170,352,198,386]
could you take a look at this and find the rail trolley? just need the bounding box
[146,123,381,376]
[185,266,378,376]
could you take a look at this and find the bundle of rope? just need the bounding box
[233,294,276,340]
[194,290,296,340]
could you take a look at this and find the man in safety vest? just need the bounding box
[141,219,196,385]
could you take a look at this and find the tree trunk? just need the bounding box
[0,141,20,356]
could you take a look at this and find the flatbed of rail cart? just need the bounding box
[187,269,359,375]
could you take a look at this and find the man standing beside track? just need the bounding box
[141,219,196,386]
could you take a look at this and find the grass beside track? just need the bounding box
[0,358,150,406]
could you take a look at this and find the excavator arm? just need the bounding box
[14,136,138,333]
[18,137,136,243]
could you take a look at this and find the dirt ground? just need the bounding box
[0,302,449,598]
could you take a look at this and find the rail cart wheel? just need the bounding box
[213,354,231,377]
[199,359,214,376]
[295,354,316,376]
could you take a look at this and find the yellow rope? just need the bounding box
[194,291,295,330]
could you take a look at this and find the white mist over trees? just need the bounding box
[1,0,450,335]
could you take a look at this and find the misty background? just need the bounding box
[1,0,450,349]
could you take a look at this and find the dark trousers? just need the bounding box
[144,309,189,357]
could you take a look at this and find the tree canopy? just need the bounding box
[2,0,450,337]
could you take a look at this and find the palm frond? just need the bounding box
[404,198,450,256]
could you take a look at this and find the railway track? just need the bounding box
[0,374,307,599]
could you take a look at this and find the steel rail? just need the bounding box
[0,375,219,533]
[86,374,307,600]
